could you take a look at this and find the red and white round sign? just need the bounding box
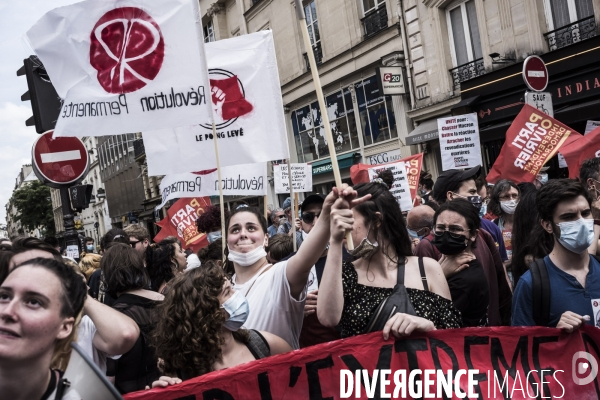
[32,131,89,188]
[522,55,548,92]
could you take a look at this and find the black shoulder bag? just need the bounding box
[364,257,417,333]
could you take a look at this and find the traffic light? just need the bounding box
[69,185,94,212]
[17,55,62,133]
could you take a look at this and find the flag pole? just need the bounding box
[286,158,297,252]
[294,0,354,249]
[213,124,227,264]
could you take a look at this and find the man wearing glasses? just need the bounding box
[268,208,285,238]
[123,224,150,262]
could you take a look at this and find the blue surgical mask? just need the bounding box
[556,218,594,254]
[86,245,94,252]
[407,229,419,239]
[221,290,250,331]
[207,231,222,244]
[537,173,549,185]
[479,202,487,218]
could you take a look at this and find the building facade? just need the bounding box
[199,0,414,207]
[402,0,600,179]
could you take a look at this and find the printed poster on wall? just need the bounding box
[274,163,312,194]
[486,104,579,184]
[367,161,413,211]
[26,0,213,138]
[438,113,482,171]
[157,163,267,209]
[143,31,289,176]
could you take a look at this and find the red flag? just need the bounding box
[350,153,423,199]
[154,197,211,252]
[560,126,600,179]
[487,104,579,184]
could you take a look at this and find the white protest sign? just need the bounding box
[367,162,413,212]
[586,121,600,135]
[274,164,312,193]
[438,113,482,171]
[26,0,212,137]
[66,245,80,259]
[157,163,267,209]
[143,31,289,175]
[558,153,568,168]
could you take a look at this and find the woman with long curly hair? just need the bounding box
[150,261,290,388]
[145,238,187,293]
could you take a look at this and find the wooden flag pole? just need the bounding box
[294,0,354,249]
[286,159,297,252]
[213,124,227,264]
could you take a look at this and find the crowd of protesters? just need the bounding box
[2,158,600,398]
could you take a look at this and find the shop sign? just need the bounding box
[376,67,406,95]
[365,149,403,165]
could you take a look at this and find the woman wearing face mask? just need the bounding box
[0,258,87,400]
[433,199,490,327]
[145,238,187,294]
[318,171,461,340]
[487,180,520,261]
[196,205,230,245]
[225,187,362,349]
[149,261,291,388]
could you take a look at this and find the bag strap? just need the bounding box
[396,256,406,286]
[530,258,550,327]
[418,257,429,292]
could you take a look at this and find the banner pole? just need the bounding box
[264,195,268,224]
[286,159,297,252]
[294,0,354,249]
[213,123,227,264]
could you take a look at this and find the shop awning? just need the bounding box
[310,152,357,175]
[450,96,480,115]
[405,118,441,145]
[138,209,155,219]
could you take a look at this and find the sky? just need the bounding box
[0,0,77,224]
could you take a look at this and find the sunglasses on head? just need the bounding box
[301,211,321,224]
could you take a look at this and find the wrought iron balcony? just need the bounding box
[303,42,323,71]
[449,58,486,89]
[362,6,388,38]
[544,16,597,51]
[133,138,145,160]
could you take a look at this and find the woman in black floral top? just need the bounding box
[317,171,462,339]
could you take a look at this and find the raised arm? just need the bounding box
[85,297,140,356]
[317,196,355,328]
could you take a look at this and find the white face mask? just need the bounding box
[500,199,518,215]
[301,230,308,240]
[557,218,594,254]
[227,241,267,267]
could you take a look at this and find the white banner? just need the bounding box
[26,0,212,137]
[274,163,312,193]
[586,120,600,135]
[367,162,413,212]
[143,31,289,176]
[157,163,267,209]
[438,113,482,171]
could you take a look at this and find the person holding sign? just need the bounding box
[318,171,461,339]
[0,258,87,400]
[226,187,365,349]
[149,261,291,388]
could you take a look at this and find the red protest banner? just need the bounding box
[351,153,423,199]
[560,126,600,179]
[154,197,211,252]
[487,104,579,184]
[125,326,600,400]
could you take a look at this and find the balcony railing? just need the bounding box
[303,42,323,71]
[133,138,145,159]
[449,58,486,89]
[544,16,597,51]
[362,6,388,38]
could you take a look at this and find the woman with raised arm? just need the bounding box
[0,258,87,400]
[224,186,364,349]
[318,171,462,340]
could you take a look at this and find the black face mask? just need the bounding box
[432,231,468,255]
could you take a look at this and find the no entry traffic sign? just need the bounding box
[522,55,549,92]
[32,130,89,188]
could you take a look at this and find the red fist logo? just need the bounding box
[90,7,164,94]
